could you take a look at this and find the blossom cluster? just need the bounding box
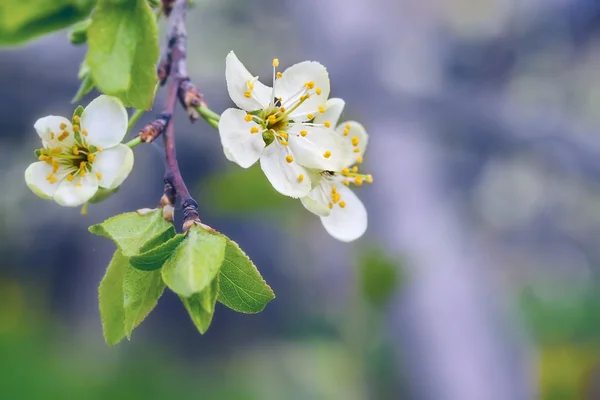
[218,52,372,242]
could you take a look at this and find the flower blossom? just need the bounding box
[25,95,133,207]
[218,51,352,198]
[300,99,372,242]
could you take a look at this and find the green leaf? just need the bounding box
[138,225,176,253]
[123,267,165,339]
[357,247,401,308]
[89,210,173,256]
[98,250,127,346]
[130,233,186,271]
[161,226,227,297]
[0,0,94,47]
[217,237,275,314]
[86,0,159,109]
[72,73,95,103]
[68,18,90,45]
[179,276,219,334]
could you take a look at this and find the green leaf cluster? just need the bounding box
[90,210,275,345]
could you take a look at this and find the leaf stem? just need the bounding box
[125,137,143,148]
[195,105,220,128]
[128,109,145,132]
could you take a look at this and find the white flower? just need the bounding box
[300,99,372,242]
[25,95,134,207]
[219,51,352,198]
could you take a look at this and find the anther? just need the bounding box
[280,107,285,113]
[247,81,254,90]
[307,113,314,120]
[324,121,331,128]
[244,114,253,122]
[51,148,61,154]
[87,153,96,162]
[323,151,331,158]
[342,168,349,175]
[50,132,55,140]
[332,186,337,194]
[351,136,359,146]
[96,146,102,152]
[57,131,69,141]
[250,127,259,134]
[353,148,360,153]
[73,115,80,123]
[59,122,67,130]
[316,88,322,95]
[67,174,74,182]
[298,174,304,182]
[279,132,288,139]
[339,201,347,208]
[272,58,279,67]
[318,106,325,113]
[79,169,86,177]
[300,130,307,137]
[328,202,333,209]
[343,129,349,136]
[285,155,293,163]
[352,166,358,173]
[354,176,363,186]
[72,147,79,155]
[281,140,289,146]
[366,175,373,183]
[276,72,283,79]
[73,125,80,133]
[75,183,83,188]
[304,81,315,89]
[45,173,53,180]
[244,91,251,98]
[49,177,58,184]
[79,161,86,170]
[343,179,350,186]
[81,129,88,136]
[96,172,103,180]
[356,156,364,164]
[268,115,277,123]
[345,123,351,130]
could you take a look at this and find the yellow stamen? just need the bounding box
[281,140,289,146]
[52,164,59,174]
[343,129,349,136]
[280,107,285,113]
[87,153,95,162]
[333,193,341,203]
[279,132,288,139]
[96,172,103,180]
[328,202,333,209]
[276,72,283,79]
[51,147,61,154]
[72,147,79,155]
[75,183,83,188]
[285,155,293,163]
[353,148,360,153]
[73,115,80,123]
[73,125,80,133]
[324,121,331,128]
[323,151,331,158]
[59,122,67,130]
[244,90,251,98]
[298,174,304,182]
[268,115,277,124]
[57,131,69,141]
[272,58,279,67]
[97,146,102,152]
[356,156,364,164]
[304,81,315,89]
[81,129,88,136]
[244,114,253,122]
[67,174,74,182]
[79,169,86,177]
[352,166,358,173]
[351,136,359,146]
[50,132,55,140]
[339,201,346,208]
[318,106,325,113]
[45,173,53,180]
[38,155,51,162]
[247,81,254,90]
[250,127,259,134]
[79,161,86,170]
[332,186,337,194]
[316,87,322,95]
[345,123,351,130]
[366,175,373,183]
[49,177,58,184]
[300,130,307,137]
[307,113,314,120]
[342,168,350,175]
[354,177,363,186]
[343,179,350,186]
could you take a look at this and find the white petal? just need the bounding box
[336,120,369,161]
[313,98,345,127]
[225,51,272,111]
[53,173,99,207]
[218,108,266,168]
[34,116,74,147]
[24,162,61,199]
[93,144,134,189]
[320,185,367,242]
[275,61,330,118]
[301,180,332,217]
[260,143,311,198]
[287,125,352,171]
[81,95,128,148]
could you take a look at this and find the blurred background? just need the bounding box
[3,0,600,398]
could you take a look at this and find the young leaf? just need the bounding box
[0,0,94,46]
[98,250,128,346]
[123,267,165,339]
[89,210,173,256]
[86,0,159,109]
[179,276,219,334]
[217,237,275,314]
[161,226,227,297]
[130,233,186,271]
